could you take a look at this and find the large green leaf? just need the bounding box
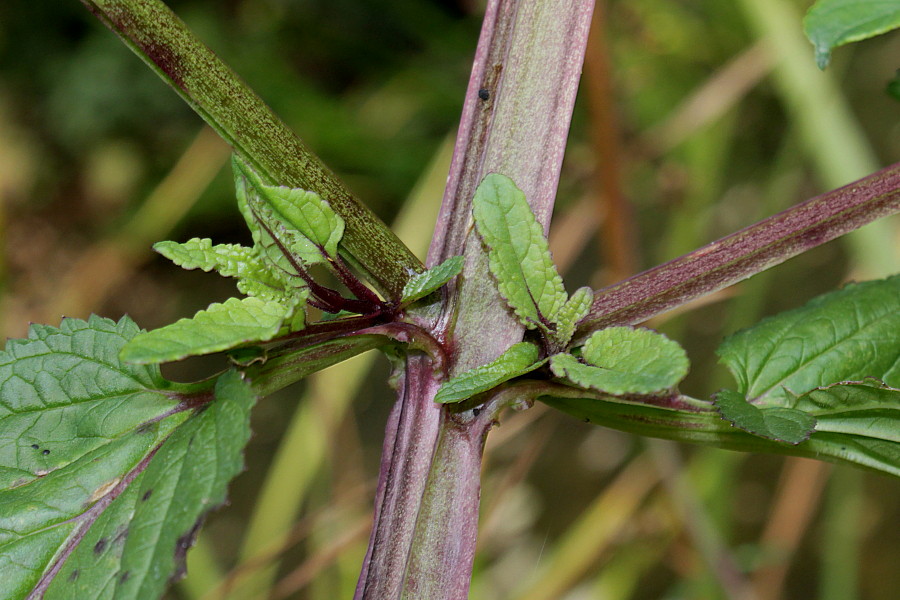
[804,0,900,68]
[434,342,542,404]
[718,276,900,406]
[120,297,288,365]
[400,256,464,305]
[0,317,257,598]
[472,173,567,330]
[42,370,255,600]
[550,327,689,396]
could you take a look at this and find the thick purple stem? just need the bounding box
[581,162,900,333]
[356,1,596,598]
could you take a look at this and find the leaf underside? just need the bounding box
[0,317,257,598]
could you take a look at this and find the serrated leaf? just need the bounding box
[553,286,593,347]
[155,238,301,304]
[233,156,342,268]
[472,173,567,329]
[717,276,900,407]
[120,297,287,365]
[0,316,193,596]
[401,256,464,304]
[434,342,542,404]
[258,185,344,259]
[551,326,689,395]
[804,0,900,69]
[40,370,255,599]
[714,389,816,444]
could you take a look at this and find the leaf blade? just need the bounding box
[804,0,900,68]
[401,256,464,304]
[472,173,566,329]
[434,342,542,404]
[120,297,287,365]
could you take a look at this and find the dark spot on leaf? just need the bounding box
[31,444,39,450]
[142,489,153,502]
[478,88,490,101]
[68,569,79,582]
[119,570,131,584]
[170,519,205,583]
[94,538,107,555]
[42,449,50,455]
[583,418,591,423]
[136,423,154,435]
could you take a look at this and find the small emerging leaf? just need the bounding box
[258,185,344,259]
[120,297,287,365]
[473,173,566,330]
[804,0,900,68]
[551,326,689,395]
[553,286,593,348]
[401,256,464,304]
[435,342,542,404]
[155,238,299,303]
[714,389,816,444]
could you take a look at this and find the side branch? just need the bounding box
[80,0,422,297]
[580,162,900,335]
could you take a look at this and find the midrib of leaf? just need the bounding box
[749,304,898,401]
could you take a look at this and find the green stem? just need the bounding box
[79,0,421,298]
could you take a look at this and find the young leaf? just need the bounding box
[717,276,900,406]
[714,389,816,444]
[401,256,464,304]
[40,370,254,599]
[804,0,900,69]
[434,342,542,404]
[120,297,288,365]
[233,156,344,266]
[552,286,593,348]
[472,173,567,330]
[550,326,689,395]
[155,238,301,303]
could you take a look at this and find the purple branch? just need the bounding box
[581,162,900,334]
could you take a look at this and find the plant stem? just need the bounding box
[356,1,596,598]
[79,0,421,297]
[581,162,900,334]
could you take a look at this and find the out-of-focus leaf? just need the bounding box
[717,276,900,406]
[120,297,287,365]
[401,256,464,304]
[472,173,566,330]
[714,389,816,444]
[803,0,900,68]
[552,286,593,348]
[434,342,542,404]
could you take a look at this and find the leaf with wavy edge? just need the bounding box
[401,256,464,305]
[472,173,566,330]
[552,286,593,348]
[120,297,287,365]
[434,342,542,404]
[714,389,816,444]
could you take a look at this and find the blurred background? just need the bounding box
[1,0,898,598]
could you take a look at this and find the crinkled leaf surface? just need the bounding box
[550,326,689,395]
[401,256,464,304]
[714,389,816,444]
[0,317,256,598]
[718,276,900,406]
[233,157,339,267]
[154,238,299,304]
[553,286,593,348]
[472,173,566,329]
[120,297,287,365]
[804,0,900,68]
[257,184,344,259]
[434,342,542,404]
